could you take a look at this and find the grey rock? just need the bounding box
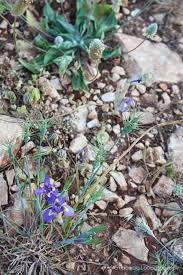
[110,171,127,191]
[112,227,149,262]
[153,175,175,198]
[71,106,88,133]
[0,116,23,168]
[101,92,115,102]
[134,195,162,230]
[38,77,60,100]
[116,33,183,83]
[129,166,146,184]
[0,173,8,206]
[69,134,88,154]
[168,126,183,175]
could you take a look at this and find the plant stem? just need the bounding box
[13,17,17,51]
[125,38,146,54]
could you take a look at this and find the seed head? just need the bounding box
[11,0,33,17]
[89,39,105,61]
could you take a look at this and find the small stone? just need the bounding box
[153,175,175,198]
[131,150,143,162]
[153,146,166,165]
[138,112,155,125]
[101,92,115,102]
[124,195,136,204]
[112,73,120,82]
[129,166,146,184]
[137,84,146,94]
[159,83,168,91]
[50,78,62,90]
[21,141,35,156]
[116,197,126,209]
[11,185,19,192]
[87,119,99,129]
[71,106,88,133]
[38,77,60,100]
[119,207,133,218]
[120,254,131,265]
[111,66,125,76]
[131,89,140,97]
[97,82,106,89]
[5,169,15,186]
[0,173,8,206]
[112,228,149,262]
[168,126,183,176]
[134,195,161,230]
[109,177,117,192]
[99,186,120,203]
[113,124,121,135]
[95,200,108,210]
[69,134,88,154]
[110,171,127,191]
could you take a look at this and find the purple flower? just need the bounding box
[43,199,74,222]
[62,204,74,217]
[43,208,57,222]
[35,175,74,223]
[119,97,134,113]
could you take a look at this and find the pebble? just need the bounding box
[129,166,146,184]
[38,77,60,100]
[113,124,121,135]
[131,150,143,162]
[137,84,146,94]
[109,177,117,192]
[119,207,133,218]
[95,200,108,210]
[69,134,88,154]
[111,66,125,76]
[131,89,140,97]
[87,119,99,129]
[0,173,8,206]
[153,175,175,198]
[110,171,127,191]
[134,195,162,230]
[101,92,115,102]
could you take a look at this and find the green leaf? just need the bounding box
[34,34,51,50]
[75,0,93,35]
[54,55,73,77]
[56,14,77,35]
[31,88,41,103]
[72,69,88,92]
[43,3,55,21]
[102,47,121,60]
[19,55,45,74]
[94,4,117,38]
[43,47,60,65]
[0,1,10,14]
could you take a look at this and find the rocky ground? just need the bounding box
[0,0,183,274]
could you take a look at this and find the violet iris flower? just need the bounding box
[119,97,134,113]
[35,175,74,223]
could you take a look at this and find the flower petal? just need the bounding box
[43,175,51,187]
[35,187,45,195]
[63,204,74,217]
[43,208,56,222]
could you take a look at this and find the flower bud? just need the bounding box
[89,39,105,61]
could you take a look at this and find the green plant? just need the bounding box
[19,1,121,91]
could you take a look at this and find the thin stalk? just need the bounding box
[13,16,17,51]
